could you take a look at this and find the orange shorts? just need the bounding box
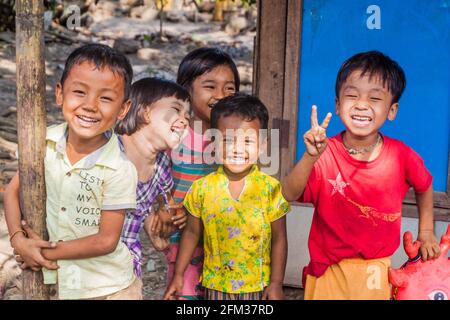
[304,257,391,300]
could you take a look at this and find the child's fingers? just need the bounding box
[149,214,157,232]
[164,288,177,300]
[167,203,184,210]
[36,240,57,249]
[310,105,319,128]
[151,215,159,233]
[155,217,162,234]
[312,128,326,143]
[431,244,441,259]
[303,132,316,146]
[172,213,187,225]
[21,221,39,239]
[38,258,59,270]
[161,222,169,238]
[20,262,31,270]
[420,246,429,261]
[320,112,332,129]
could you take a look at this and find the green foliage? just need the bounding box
[238,0,257,8]
[143,34,156,44]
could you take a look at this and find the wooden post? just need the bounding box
[15,0,49,300]
[254,0,302,180]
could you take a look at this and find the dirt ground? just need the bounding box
[0,1,304,300]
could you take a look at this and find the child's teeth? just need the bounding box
[228,157,246,164]
[78,115,98,123]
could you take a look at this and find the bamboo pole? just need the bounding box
[15,0,49,300]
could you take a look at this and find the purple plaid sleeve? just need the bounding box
[121,151,173,277]
[157,152,174,193]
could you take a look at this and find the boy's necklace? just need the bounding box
[343,133,382,155]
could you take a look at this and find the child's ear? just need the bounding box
[55,83,63,108]
[335,97,340,115]
[117,99,132,121]
[387,103,399,121]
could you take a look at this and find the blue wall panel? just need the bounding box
[296,0,450,192]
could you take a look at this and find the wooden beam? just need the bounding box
[255,0,288,179]
[280,0,302,180]
[255,0,287,119]
[15,0,49,300]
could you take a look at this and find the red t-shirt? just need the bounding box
[299,133,432,278]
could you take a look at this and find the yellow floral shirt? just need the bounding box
[184,165,290,294]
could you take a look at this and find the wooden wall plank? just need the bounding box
[280,0,302,180]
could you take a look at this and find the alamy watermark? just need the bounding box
[367,5,381,30]
[44,2,82,31]
[169,120,281,176]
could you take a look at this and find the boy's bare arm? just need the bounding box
[174,215,202,275]
[416,185,441,261]
[163,214,202,300]
[4,172,57,271]
[27,209,127,261]
[263,216,287,300]
[282,106,332,201]
[4,173,23,238]
[282,153,318,201]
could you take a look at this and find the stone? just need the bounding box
[140,8,159,21]
[130,5,145,18]
[146,259,156,273]
[185,11,213,23]
[113,38,140,54]
[137,48,160,60]
[165,11,183,23]
[225,15,248,36]
[237,65,253,86]
[120,0,142,8]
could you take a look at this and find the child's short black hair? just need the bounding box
[60,43,133,100]
[177,47,240,91]
[335,51,406,103]
[115,77,190,135]
[210,93,268,130]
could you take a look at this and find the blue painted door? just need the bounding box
[296,0,450,192]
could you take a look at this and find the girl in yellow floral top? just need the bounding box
[164,94,290,300]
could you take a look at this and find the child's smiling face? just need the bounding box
[56,61,130,142]
[216,114,262,176]
[190,65,236,124]
[145,96,190,150]
[336,69,399,140]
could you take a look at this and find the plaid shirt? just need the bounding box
[120,145,173,277]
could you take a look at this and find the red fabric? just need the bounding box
[299,133,432,278]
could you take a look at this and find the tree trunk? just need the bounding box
[15,0,49,300]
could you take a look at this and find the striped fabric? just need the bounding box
[172,161,216,203]
[166,127,216,299]
[204,288,264,300]
[170,127,216,203]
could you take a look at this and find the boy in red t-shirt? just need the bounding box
[282,51,441,300]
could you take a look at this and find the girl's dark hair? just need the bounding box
[335,50,406,103]
[177,47,240,91]
[115,77,190,135]
[60,43,133,100]
[210,93,268,130]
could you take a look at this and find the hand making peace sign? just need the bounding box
[303,105,332,157]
